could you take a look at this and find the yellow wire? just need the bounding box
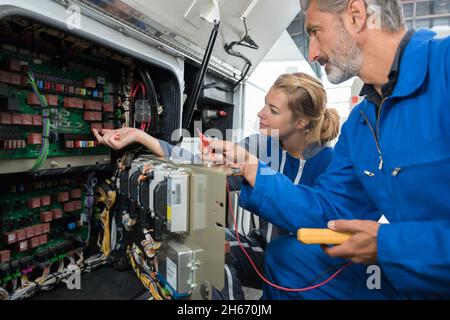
[100,208,111,256]
[127,245,164,300]
[97,186,116,257]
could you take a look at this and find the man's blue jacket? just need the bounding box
[239,29,450,296]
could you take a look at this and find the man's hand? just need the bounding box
[322,220,380,265]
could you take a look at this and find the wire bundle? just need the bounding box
[127,244,170,300]
[2,251,85,300]
[28,71,50,172]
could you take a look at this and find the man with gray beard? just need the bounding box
[202,0,450,299]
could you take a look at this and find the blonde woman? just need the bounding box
[94,73,340,299]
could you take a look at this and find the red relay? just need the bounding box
[52,208,63,219]
[25,226,35,239]
[64,97,84,109]
[29,236,40,249]
[70,188,82,199]
[27,133,42,145]
[32,114,42,126]
[103,103,114,113]
[41,195,51,206]
[0,250,10,263]
[22,114,33,125]
[73,200,82,211]
[57,191,69,202]
[84,111,102,122]
[91,123,102,132]
[16,229,26,242]
[46,95,59,107]
[40,211,53,223]
[63,201,74,212]
[0,112,12,124]
[34,224,43,236]
[27,93,40,106]
[12,113,23,125]
[42,223,50,234]
[85,100,102,111]
[39,234,48,246]
[9,72,22,86]
[103,122,114,130]
[28,197,41,209]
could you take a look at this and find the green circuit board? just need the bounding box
[0,46,115,160]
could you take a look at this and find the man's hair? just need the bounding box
[300,0,405,33]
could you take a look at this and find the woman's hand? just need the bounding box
[93,127,143,150]
[199,139,259,186]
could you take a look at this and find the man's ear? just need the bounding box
[344,0,368,33]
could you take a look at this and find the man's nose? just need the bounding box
[308,38,320,63]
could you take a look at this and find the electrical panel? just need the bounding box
[0,16,181,174]
[117,155,226,299]
[0,7,229,300]
[0,173,95,299]
[0,14,183,300]
[0,21,115,173]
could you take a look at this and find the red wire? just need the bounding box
[132,83,146,98]
[225,182,352,292]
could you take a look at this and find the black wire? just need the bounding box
[224,18,259,89]
[138,68,159,132]
[232,61,251,89]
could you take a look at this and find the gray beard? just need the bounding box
[325,30,363,84]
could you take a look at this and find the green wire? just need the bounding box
[28,72,51,172]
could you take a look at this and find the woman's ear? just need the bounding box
[296,118,310,130]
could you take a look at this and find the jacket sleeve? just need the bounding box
[157,139,201,163]
[239,122,378,233]
[447,41,450,97]
[378,221,450,295]
[157,139,175,157]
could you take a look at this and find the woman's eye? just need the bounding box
[270,109,279,115]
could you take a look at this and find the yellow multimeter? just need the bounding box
[297,228,351,245]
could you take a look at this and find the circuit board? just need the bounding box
[0,47,115,162]
[0,172,96,291]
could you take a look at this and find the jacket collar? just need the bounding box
[391,29,436,98]
[359,29,436,123]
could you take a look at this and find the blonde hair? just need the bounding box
[272,73,340,146]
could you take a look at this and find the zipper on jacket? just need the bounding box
[360,109,384,170]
